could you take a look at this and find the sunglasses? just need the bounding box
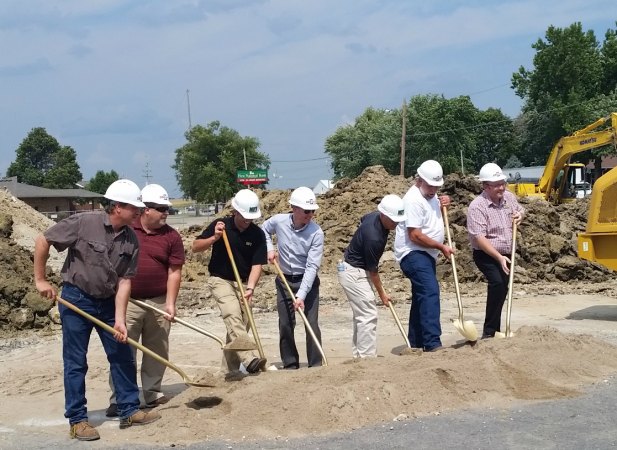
[149,206,169,213]
[303,209,315,214]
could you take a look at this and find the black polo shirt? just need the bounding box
[344,211,389,273]
[196,216,267,282]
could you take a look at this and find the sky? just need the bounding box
[0,1,614,197]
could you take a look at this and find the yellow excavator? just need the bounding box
[509,112,617,204]
[577,113,617,271]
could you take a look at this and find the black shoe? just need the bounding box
[425,345,444,352]
[283,364,299,370]
[105,403,118,418]
[144,396,169,408]
[246,357,267,373]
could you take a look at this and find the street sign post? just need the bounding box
[237,169,268,186]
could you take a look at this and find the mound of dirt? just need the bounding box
[73,325,617,445]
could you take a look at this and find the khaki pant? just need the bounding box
[207,277,259,372]
[109,295,170,405]
[337,262,378,358]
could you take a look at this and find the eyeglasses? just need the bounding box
[303,209,315,214]
[150,206,169,213]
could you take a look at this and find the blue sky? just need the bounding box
[0,0,614,197]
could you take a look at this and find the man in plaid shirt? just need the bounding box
[466,163,524,339]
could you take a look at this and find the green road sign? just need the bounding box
[237,169,268,185]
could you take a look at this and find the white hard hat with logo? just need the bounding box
[104,179,146,207]
[378,194,406,222]
[231,189,261,219]
[416,160,444,187]
[478,163,507,182]
[289,186,319,210]
[141,184,172,206]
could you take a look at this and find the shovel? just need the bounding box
[56,297,215,387]
[221,229,266,360]
[442,206,478,342]
[272,260,328,366]
[129,299,257,351]
[387,301,411,348]
[495,221,518,339]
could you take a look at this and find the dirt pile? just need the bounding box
[0,189,62,332]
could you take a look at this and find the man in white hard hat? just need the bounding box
[106,183,185,417]
[338,194,406,358]
[394,160,453,352]
[467,163,524,339]
[261,186,325,369]
[192,189,267,374]
[33,179,161,442]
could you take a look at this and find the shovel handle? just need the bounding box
[387,302,411,348]
[56,297,211,387]
[505,221,518,337]
[221,229,266,359]
[129,299,225,348]
[272,260,328,366]
[442,206,464,320]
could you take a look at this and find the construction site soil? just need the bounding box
[1,166,617,447]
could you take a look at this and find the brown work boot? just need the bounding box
[119,410,161,429]
[69,421,100,441]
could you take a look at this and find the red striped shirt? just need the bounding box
[130,219,185,298]
[466,190,523,255]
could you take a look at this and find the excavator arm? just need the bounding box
[537,113,617,202]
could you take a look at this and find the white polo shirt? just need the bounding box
[394,185,444,262]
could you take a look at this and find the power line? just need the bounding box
[270,156,330,163]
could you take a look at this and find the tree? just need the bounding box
[511,22,617,167]
[7,127,82,188]
[173,121,270,202]
[324,95,517,179]
[325,108,401,179]
[86,170,120,194]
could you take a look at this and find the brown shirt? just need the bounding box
[44,211,140,298]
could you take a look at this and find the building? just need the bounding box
[312,179,334,195]
[0,177,104,219]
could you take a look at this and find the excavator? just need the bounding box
[576,113,617,271]
[508,112,617,204]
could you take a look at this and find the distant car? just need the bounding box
[168,207,179,215]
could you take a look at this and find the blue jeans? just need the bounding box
[400,251,442,351]
[60,284,140,424]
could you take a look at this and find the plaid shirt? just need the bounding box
[466,190,524,255]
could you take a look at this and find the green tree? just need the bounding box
[86,170,120,194]
[512,22,617,166]
[405,95,478,175]
[173,121,270,202]
[7,127,82,188]
[325,107,401,179]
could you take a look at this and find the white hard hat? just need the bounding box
[478,163,507,182]
[104,179,145,207]
[141,183,172,206]
[231,189,261,219]
[289,186,319,210]
[416,160,444,187]
[378,194,406,222]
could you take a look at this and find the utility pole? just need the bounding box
[143,161,152,186]
[243,147,248,170]
[186,89,192,131]
[460,149,465,175]
[400,99,406,177]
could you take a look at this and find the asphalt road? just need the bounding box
[4,377,615,450]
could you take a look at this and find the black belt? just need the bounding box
[283,273,304,283]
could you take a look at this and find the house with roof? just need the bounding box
[0,176,104,219]
[313,179,334,195]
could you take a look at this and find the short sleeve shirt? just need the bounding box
[130,219,186,299]
[195,216,267,282]
[344,211,389,273]
[44,211,140,299]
